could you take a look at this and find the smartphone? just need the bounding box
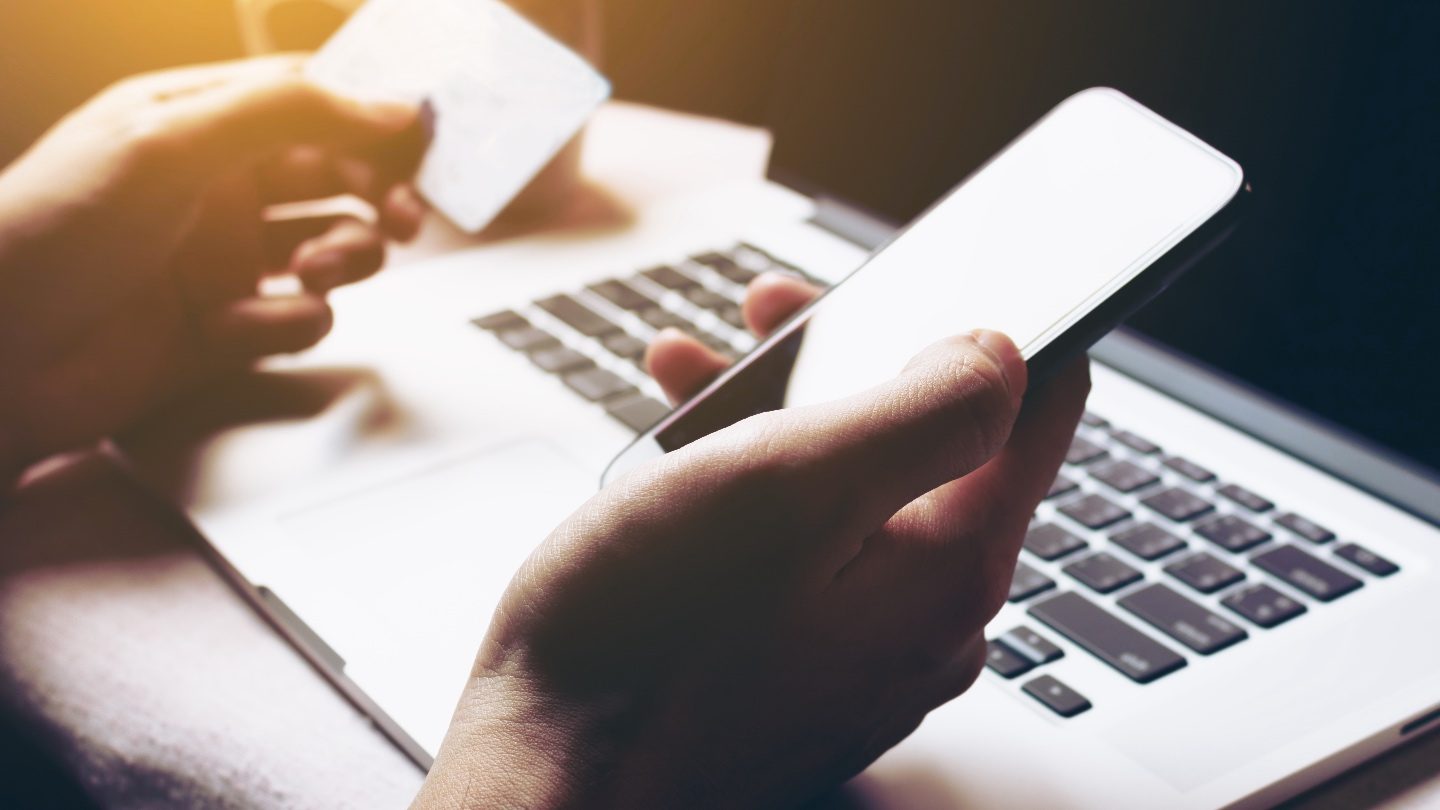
[605,88,1247,483]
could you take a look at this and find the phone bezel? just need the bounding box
[603,87,1249,486]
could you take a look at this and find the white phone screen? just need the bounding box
[636,89,1243,459]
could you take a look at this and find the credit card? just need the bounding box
[308,0,611,233]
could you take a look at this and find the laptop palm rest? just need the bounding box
[259,437,596,753]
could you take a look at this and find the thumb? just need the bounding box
[159,74,422,169]
[735,329,1028,542]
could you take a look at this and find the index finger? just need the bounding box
[845,357,1091,620]
[687,330,1028,572]
[149,73,423,172]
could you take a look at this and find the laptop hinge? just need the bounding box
[807,195,897,251]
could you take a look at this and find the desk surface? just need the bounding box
[0,103,1434,809]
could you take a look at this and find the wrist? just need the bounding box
[413,667,620,810]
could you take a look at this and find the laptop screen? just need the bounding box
[762,0,1440,479]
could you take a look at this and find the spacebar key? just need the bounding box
[1029,592,1187,683]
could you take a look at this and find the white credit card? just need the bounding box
[308,0,611,233]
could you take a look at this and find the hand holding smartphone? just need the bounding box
[608,88,1246,481]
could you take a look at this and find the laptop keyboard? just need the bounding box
[996,412,1401,717]
[471,243,1403,721]
[471,243,822,434]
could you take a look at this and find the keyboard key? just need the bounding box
[1111,429,1161,455]
[638,307,696,332]
[472,310,528,332]
[1142,487,1215,522]
[601,333,649,362]
[721,265,759,284]
[1081,411,1109,428]
[1066,436,1108,465]
[605,395,671,433]
[691,250,733,267]
[641,265,699,290]
[1221,583,1307,628]
[1165,552,1245,594]
[1047,474,1080,500]
[1010,561,1058,602]
[1194,514,1273,553]
[684,287,732,310]
[1252,545,1363,602]
[985,641,1034,679]
[498,326,561,353]
[736,244,814,283]
[529,346,593,374]
[1029,592,1187,683]
[537,295,622,337]
[1000,626,1065,664]
[717,305,747,329]
[1275,512,1336,544]
[1218,483,1274,513]
[1023,675,1092,718]
[1090,460,1161,494]
[1334,543,1399,577]
[562,367,637,403]
[1110,523,1187,561]
[1024,523,1088,561]
[1063,552,1143,594]
[1059,493,1131,530]
[693,251,758,284]
[1119,583,1248,655]
[588,279,656,311]
[732,244,775,271]
[1163,455,1216,483]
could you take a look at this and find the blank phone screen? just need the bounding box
[653,89,1243,452]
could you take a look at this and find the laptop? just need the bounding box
[122,2,1440,807]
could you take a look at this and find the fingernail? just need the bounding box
[969,329,1028,401]
[300,251,346,291]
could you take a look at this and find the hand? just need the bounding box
[0,55,426,481]
[416,273,1091,808]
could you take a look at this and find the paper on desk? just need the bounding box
[307,0,610,233]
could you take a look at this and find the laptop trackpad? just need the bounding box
[266,437,597,753]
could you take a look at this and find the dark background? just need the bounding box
[755,0,1440,478]
[1,0,1435,475]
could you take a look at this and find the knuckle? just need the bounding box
[104,77,141,102]
[234,75,333,130]
[714,411,849,532]
[264,76,330,117]
[725,420,810,505]
[121,113,189,168]
[976,562,1015,619]
[107,73,156,101]
[979,528,1028,615]
[954,634,989,689]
